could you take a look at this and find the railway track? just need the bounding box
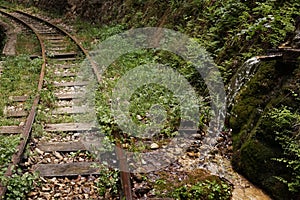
[0,7,131,199]
[0,6,237,200]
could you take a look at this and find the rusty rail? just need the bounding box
[0,8,47,198]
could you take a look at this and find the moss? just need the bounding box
[233,138,291,199]
[230,60,300,199]
[152,169,232,199]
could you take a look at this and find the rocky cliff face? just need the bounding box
[230,30,300,199]
[230,60,297,200]
[6,0,198,27]
[0,22,7,54]
[7,0,141,23]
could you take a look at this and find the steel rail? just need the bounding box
[0,8,46,199]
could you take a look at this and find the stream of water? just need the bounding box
[203,57,272,199]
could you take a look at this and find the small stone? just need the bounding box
[35,148,44,155]
[217,137,225,142]
[83,187,90,194]
[53,151,63,160]
[141,159,147,165]
[43,193,51,199]
[174,148,182,155]
[187,152,199,157]
[54,193,61,197]
[41,187,51,192]
[150,143,159,150]
[192,134,202,140]
[27,191,38,196]
[134,173,144,183]
[40,177,48,183]
[49,177,57,183]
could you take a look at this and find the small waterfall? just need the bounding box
[227,57,261,108]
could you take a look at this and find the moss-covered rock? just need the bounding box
[230,60,300,199]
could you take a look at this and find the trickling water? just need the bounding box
[199,56,270,199]
[227,57,261,108]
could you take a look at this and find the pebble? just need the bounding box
[217,137,225,142]
[27,191,38,196]
[54,193,61,197]
[53,151,63,160]
[41,187,51,192]
[187,152,200,158]
[192,133,202,140]
[35,148,44,155]
[150,143,159,149]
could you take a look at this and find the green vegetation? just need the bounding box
[0,55,41,198]
[95,165,119,198]
[0,0,299,199]
[69,0,300,82]
[151,169,232,199]
[3,171,38,200]
[267,107,300,194]
[172,180,232,200]
[0,55,41,126]
[16,33,40,55]
[71,1,300,199]
[0,135,19,169]
[74,23,126,49]
[230,60,300,199]
[94,49,211,152]
[0,135,38,200]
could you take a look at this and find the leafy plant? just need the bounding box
[3,171,39,200]
[96,165,119,197]
[171,180,232,200]
[0,135,19,168]
[267,107,300,193]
